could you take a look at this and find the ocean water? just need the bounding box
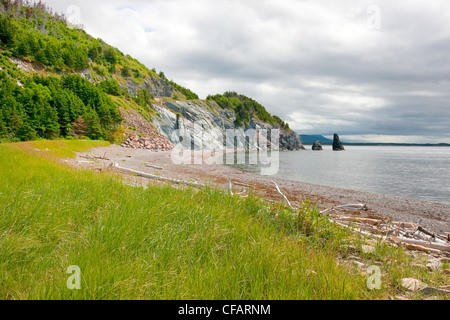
[223,146,450,205]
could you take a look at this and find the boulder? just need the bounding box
[333,133,345,151]
[401,278,427,292]
[312,141,323,151]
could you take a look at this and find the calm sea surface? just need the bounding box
[223,146,450,205]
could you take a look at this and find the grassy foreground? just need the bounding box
[0,140,432,300]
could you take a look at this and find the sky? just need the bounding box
[42,0,450,143]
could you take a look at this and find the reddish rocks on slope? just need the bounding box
[122,134,174,151]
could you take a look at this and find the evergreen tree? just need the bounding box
[0,14,16,46]
[133,88,153,108]
[16,122,37,141]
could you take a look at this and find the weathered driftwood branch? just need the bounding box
[344,221,388,236]
[271,181,294,210]
[398,242,442,255]
[228,176,233,196]
[227,176,254,196]
[145,164,163,170]
[320,208,334,215]
[80,153,111,161]
[335,204,368,211]
[329,215,383,226]
[417,226,449,243]
[327,217,389,240]
[233,182,254,189]
[321,203,368,215]
[112,163,204,188]
[391,221,418,230]
[391,236,450,252]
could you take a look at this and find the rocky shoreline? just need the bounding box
[121,134,174,151]
[70,144,450,236]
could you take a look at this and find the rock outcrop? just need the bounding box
[333,133,345,151]
[312,141,323,151]
[125,77,176,98]
[152,100,305,151]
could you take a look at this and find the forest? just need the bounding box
[0,1,147,141]
[0,54,122,141]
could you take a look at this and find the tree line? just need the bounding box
[0,57,122,141]
[207,92,291,130]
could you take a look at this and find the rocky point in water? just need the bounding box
[312,141,323,151]
[333,133,345,151]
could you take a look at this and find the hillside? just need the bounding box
[0,2,303,150]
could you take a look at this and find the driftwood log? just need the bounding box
[272,181,294,210]
[145,164,163,170]
[322,203,450,256]
[391,236,450,252]
[227,178,254,197]
[112,163,204,188]
[80,152,110,161]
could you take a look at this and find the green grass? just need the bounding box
[19,140,111,158]
[2,140,445,300]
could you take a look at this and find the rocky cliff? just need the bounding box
[151,99,304,151]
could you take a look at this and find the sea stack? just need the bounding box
[312,141,323,151]
[333,133,345,151]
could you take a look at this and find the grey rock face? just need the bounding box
[312,141,323,151]
[152,100,305,151]
[333,133,345,151]
[124,77,175,97]
[280,129,305,151]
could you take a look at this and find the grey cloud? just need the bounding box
[41,0,450,143]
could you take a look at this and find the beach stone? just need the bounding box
[418,287,450,296]
[401,278,427,292]
[426,260,442,271]
[361,245,376,254]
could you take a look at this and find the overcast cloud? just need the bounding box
[43,0,450,143]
